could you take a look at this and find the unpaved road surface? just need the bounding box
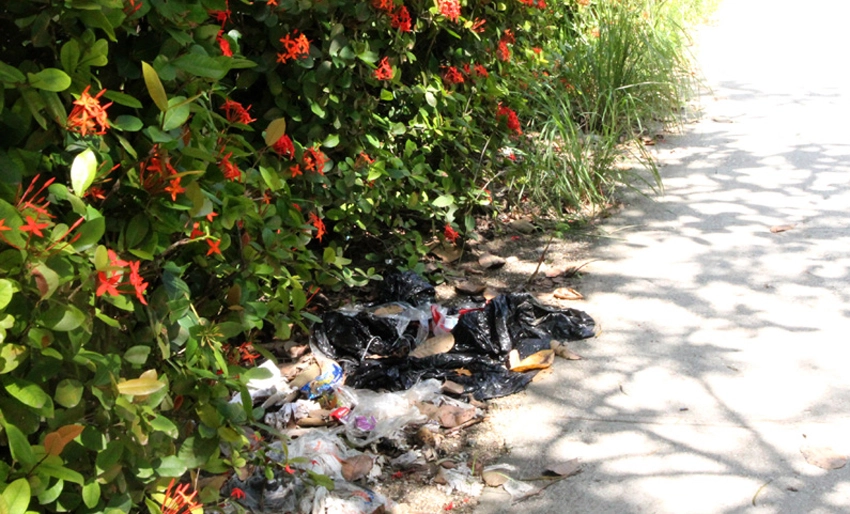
[475,1,850,512]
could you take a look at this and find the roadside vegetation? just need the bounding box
[0,0,715,511]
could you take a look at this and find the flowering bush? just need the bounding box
[0,0,556,510]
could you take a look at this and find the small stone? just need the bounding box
[478,253,506,269]
[456,280,486,295]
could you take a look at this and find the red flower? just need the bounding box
[444,224,459,243]
[356,152,374,168]
[220,152,242,181]
[19,215,50,237]
[273,134,295,158]
[497,40,510,61]
[371,0,394,12]
[96,271,121,297]
[206,211,218,222]
[67,85,112,136]
[374,57,394,81]
[502,29,516,43]
[221,99,255,124]
[128,260,148,305]
[190,222,204,238]
[238,342,260,365]
[473,64,489,78]
[391,6,412,32]
[471,17,486,33]
[161,479,202,514]
[533,47,542,55]
[210,8,230,24]
[277,30,311,64]
[206,239,222,256]
[217,30,233,57]
[439,0,460,22]
[164,177,185,201]
[230,488,246,500]
[496,104,522,135]
[442,66,464,85]
[309,213,326,241]
[289,164,303,178]
[302,146,327,175]
[0,219,11,233]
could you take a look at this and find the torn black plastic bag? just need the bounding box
[452,293,596,359]
[313,308,427,361]
[377,271,436,306]
[343,353,534,401]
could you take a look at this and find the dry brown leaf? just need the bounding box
[801,445,848,470]
[478,253,506,269]
[544,458,582,478]
[454,368,472,376]
[770,224,796,233]
[341,455,374,481]
[510,349,555,372]
[410,333,455,359]
[553,287,584,300]
[551,341,582,360]
[456,280,487,295]
[531,367,554,382]
[431,243,463,262]
[437,405,476,428]
[482,470,510,487]
[372,304,405,316]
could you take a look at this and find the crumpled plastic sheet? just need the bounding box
[312,273,596,400]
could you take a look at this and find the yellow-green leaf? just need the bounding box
[1,478,30,514]
[116,370,165,396]
[141,61,168,112]
[27,68,71,92]
[264,118,287,147]
[70,148,97,196]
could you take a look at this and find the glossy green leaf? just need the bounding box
[4,377,51,410]
[142,61,168,112]
[0,344,27,374]
[1,420,35,466]
[123,345,151,365]
[0,61,26,84]
[60,40,81,74]
[72,216,105,252]
[0,279,13,310]
[154,455,188,477]
[103,90,143,108]
[432,194,455,208]
[149,416,178,438]
[70,148,97,196]
[82,480,101,508]
[112,115,143,131]
[264,118,287,147]
[1,478,30,514]
[172,54,230,80]
[54,379,83,408]
[27,69,71,92]
[42,304,86,332]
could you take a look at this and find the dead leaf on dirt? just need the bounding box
[478,253,506,269]
[509,349,555,372]
[431,243,463,262]
[531,367,554,382]
[410,333,455,359]
[441,380,465,396]
[800,445,848,470]
[456,280,486,295]
[437,405,476,428]
[553,287,584,300]
[551,341,582,360]
[770,224,796,233]
[544,458,582,478]
[341,455,374,481]
[509,219,537,234]
[482,470,510,487]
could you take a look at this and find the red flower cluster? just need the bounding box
[374,57,394,81]
[217,31,233,57]
[471,17,486,33]
[96,249,149,305]
[219,152,242,181]
[442,66,464,85]
[391,6,412,32]
[473,64,489,78]
[496,104,522,135]
[439,0,461,22]
[518,0,546,8]
[302,146,327,175]
[372,0,394,11]
[309,212,326,241]
[444,224,460,243]
[140,147,185,200]
[277,30,311,64]
[221,99,255,124]
[67,86,112,136]
[160,479,202,514]
[497,29,515,62]
[273,134,295,159]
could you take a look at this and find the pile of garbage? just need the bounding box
[224,272,596,513]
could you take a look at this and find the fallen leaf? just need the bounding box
[437,405,476,428]
[454,368,472,377]
[544,458,582,478]
[531,367,553,382]
[478,253,506,269]
[341,455,374,481]
[482,470,510,487]
[770,224,796,233]
[801,445,848,470]
[410,333,455,359]
[510,349,555,372]
[456,280,486,295]
[431,243,463,262]
[551,341,582,360]
[509,219,537,234]
[553,287,583,300]
[483,287,501,301]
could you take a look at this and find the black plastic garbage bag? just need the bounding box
[377,271,435,306]
[313,310,423,361]
[452,293,596,359]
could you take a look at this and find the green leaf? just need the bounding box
[72,216,105,252]
[70,148,97,196]
[322,133,340,148]
[123,346,151,365]
[149,416,178,438]
[0,344,27,374]
[0,61,26,84]
[36,478,63,505]
[380,89,394,101]
[1,478,30,514]
[173,53,230,80]
[103,90,143,108]
[154,455,188,477]
[4,377,51,410]
[37,462,84,485]
[60,40,81,74]
[264,118,287,147]
[142,61,168,112]
[432,194,455,208]
[95,441,123,471]
[162,96,191,131]
[425,91,437,108]
[259,166,283,192]
[112,115,143,131]
[116,370,164,396]
[54,379,83,408]
[82,480,100,509]
[124,214,149,249]
[0,279,13,310]
[79,10,117,42]
[27,69,71,92]
[42,304,86,332]
[0,420,35,466]
[32,264,59,299]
